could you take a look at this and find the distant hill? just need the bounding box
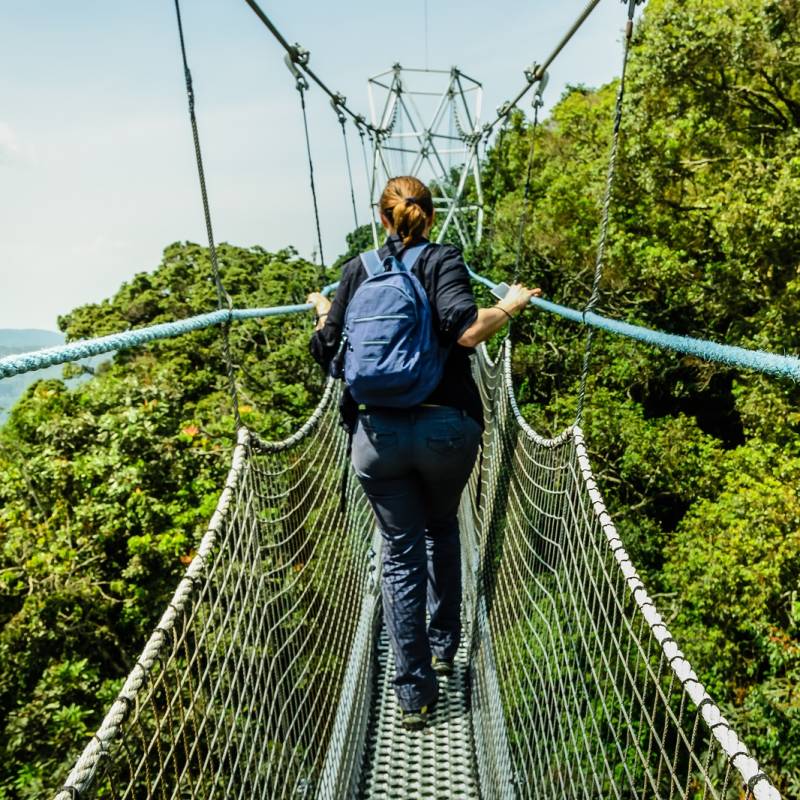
[0,329,100,424]
[0,329,64,352]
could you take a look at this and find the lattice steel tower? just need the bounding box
[367,65,485,250]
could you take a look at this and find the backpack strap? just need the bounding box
[394,242,429,273]
[359,249,385,278]
[359,242,429,276]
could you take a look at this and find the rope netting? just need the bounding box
[55,381,378,800]
[54,345,780,799]
[465,341,780,800]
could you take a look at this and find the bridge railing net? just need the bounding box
[55,380,378,800]
[465,341,780,800]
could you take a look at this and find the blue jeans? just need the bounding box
[352,405,482,711]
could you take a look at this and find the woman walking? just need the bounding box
[308,176,540,730]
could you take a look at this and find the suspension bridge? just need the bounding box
[0,1,792,798]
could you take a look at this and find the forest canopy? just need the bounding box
[0,0,798,796]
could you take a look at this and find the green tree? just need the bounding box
[476,0,800,790]
[0,242,327,796]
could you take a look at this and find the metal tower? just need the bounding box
[366,65,485,250]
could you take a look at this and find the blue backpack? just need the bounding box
[343,243,447,408]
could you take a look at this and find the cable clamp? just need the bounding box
[284,46,310,91]
[288,43,310,66]
[496,101,513,119]
[524,62,540,84]
[331,93,347,124]
[284,53,309,92]
[534,70,549,108]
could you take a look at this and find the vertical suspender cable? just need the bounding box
[173,0,242,429]
[475,100,516,268]
[360,125,381,248]
[295,80,326,277]
[575,0,640,426]
[513,73,547,284]
[334,105,360,230]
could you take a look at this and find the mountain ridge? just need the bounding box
[0,329,95,424]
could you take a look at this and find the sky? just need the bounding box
[0,1,642,331]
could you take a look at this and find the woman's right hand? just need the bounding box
[498,283,542,316]
[306,292,331,315]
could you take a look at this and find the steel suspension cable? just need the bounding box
[575,0,641,425]
[484,0,604,136]
[241,0,382,134]
[173,0,242,429]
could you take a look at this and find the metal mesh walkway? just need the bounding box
[54,344,781,800]
[359,625,479,799]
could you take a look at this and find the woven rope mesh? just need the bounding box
[464,342,778,800]
[55,381,379,799]
[55,346,779,799]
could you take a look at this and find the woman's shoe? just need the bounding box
[400,691,438,732]
[432,656,454,677]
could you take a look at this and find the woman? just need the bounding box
[308,176,540,731]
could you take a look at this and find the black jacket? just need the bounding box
[309,234,483,430]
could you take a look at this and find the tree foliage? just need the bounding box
[0,243,328,796]
[1,0,799,795]
[472,0,800,791]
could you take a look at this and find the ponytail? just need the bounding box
[380,177,434,247]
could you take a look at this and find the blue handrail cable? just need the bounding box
[3,272,800,383]
[0,284,339,381]
[467,268,800,382]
